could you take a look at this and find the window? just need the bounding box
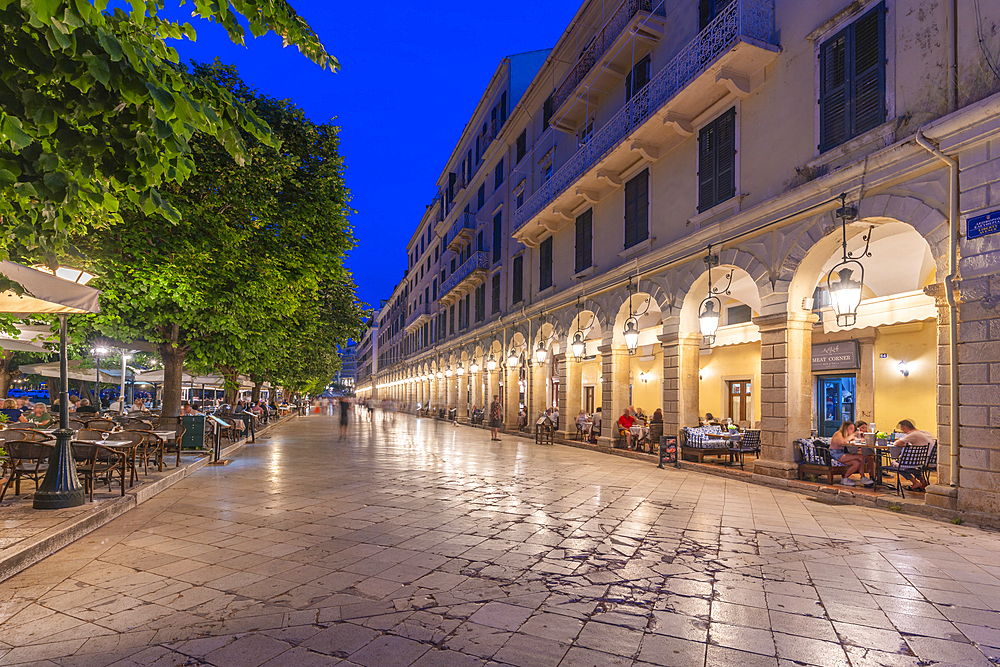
[494,159,504,189]
[624,169,649,249]
[464,293,471,329]
[477,184,485,210]
[543,162,553,182]
[542,94,553,130]
[476,230,484,252]
[512,255,523,304]
[575,209,593,274]
[539,236,553,291]
[625,55,650,101]
[434,245,439,261]
[449,305,455,334]
[699,0,734,29]
[466,149,472,181]
[516,130,527,163]
[450,258,456,273]
[492,211,502,263]
[432,279,437,302]
[492,273,501,314]
[727,304,752,325]
[820,4,886,152]
[500,91,508,125]
[579,117,594,146]
[697,108,736,213]
[475,284,486,322]
[475,136,480,163]
[516,184,524,208]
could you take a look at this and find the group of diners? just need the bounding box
[828,419,935,491]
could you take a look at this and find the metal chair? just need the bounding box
[155,416,185,468]
[728,429,762,470]
[86,419,116,431]
[132,431,164,474]
[879,444,931,499]
[3,427,53,442]
[71,441,126,500]
[106,430,144,484]
[68,418,88,430]
[0,441,54,502]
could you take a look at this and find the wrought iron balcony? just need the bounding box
[439,251,489,306]
[446,213,477,253]
[405,304,431,333]
[514,0,776,235]
[551,0,664,115]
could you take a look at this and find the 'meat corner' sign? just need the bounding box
[812,341,859,371]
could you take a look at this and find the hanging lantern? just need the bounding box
[534,339,548,364]
[825,193,869,328]
[571,331,585,359]
[486,352,497,371]
[507,348,519,367]
[699,297,721,344]
[623,316,640,355]
[469,359,479,374]
[456,362,464,376]
[437,371,444,379]
[445,366,453,378]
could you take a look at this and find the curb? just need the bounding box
[0,415,296,583]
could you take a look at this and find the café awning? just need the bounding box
[19,361,118,383]
[0,261,99,314]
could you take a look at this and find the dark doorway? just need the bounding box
[818,375,856,437]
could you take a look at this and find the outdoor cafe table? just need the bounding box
[702,432,743,465]
[74,439,137,490]
[846,443,903,488]
[630,424,649,442]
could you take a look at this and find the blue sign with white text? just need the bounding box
[967,210,1000,240]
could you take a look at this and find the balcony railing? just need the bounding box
[405,304,431,332]
[440,251,489,297]
[514,0,774,232]
[551,0,663,113]
[446,212,477,252]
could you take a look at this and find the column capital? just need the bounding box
[658,332,702,345]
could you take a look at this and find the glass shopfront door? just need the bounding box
[818,375,856,437]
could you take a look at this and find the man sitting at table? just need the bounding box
[618,409,635,449]
[22,402,53,428]
[75,398,99,415]
[892,420,934,492]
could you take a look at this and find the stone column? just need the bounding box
[558,354,580,438]
[530,360,548,422]
[856,335,875,423]
[659,330,701,437]
[505,364,520,430]
[597,339,630,447]
[457,373,468,421]
[752,312,817,479]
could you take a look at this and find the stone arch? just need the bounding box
[678,264,764,334]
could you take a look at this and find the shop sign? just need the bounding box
[967,209,1000,240]
[812,340,859,371]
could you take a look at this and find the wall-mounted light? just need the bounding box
[898,361,909,377]
[436,371,444,379]
[699,245,733,346]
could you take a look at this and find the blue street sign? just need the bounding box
[967,210,1000,240]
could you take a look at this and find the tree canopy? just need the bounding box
[0,0,336,266]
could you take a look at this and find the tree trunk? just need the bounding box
[251,381,262,405]
[219,366,239,405]
[159,343,187,418]
[0,350,13,398]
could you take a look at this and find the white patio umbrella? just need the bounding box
[18,360,118,383]
[0,261,100,509]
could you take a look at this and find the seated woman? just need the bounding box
[829,421,873,487]
[702,412,716,426]
[0,398,22,423]
[650,409,663,424]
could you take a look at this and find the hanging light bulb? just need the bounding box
[623,317,640,355]
[456,362,464,376]
[486,352,497,371]
[571,331,585,360]
[534,339,548,364]
[699,297,721,344]
[826,193,869,328]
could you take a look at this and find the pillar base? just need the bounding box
[751,458,798,480]
[924,484,959,510]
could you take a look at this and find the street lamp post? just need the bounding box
[92,346,108,408]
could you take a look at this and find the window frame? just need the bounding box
[539,236,553,292]
[624,169,650,250]
[696,107,737,214]
[575,209,593,274]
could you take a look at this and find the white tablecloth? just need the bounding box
[630,425,649,439]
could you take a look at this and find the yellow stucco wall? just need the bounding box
[874,321,937,434]
[628,352,662,415]
[698,341,762,423]
[580,358,602,410]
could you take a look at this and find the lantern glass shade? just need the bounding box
[699,297,721,343]
[469,361,479,374]
[507,350,519,367]
[437,371,444,379]
[486,355,497,371]
[534,340,547,364]
[571,332,585,359]
[828,265,863,326]
[623,317,639,354]
[445,366,453,378]
[456,363,464,376]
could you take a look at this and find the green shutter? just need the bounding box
[852,5,885,135]
[715,108,736,207]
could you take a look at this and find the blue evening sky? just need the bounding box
[170,1,580,310]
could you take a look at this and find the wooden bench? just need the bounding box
[796,440,848,485]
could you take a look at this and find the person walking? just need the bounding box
[338,397,350,439]
[489,395,502,441]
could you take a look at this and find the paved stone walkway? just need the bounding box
[1,412,999,667]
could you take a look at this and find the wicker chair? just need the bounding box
[68,418,88,430]
[0,441,54,502]
[106,430,144,484]
[4,427,53,442]
[123,418,154,430]
[86,419,117,431]
[132,431,164,474]
[155,416,185,468]
[76,429,108,441]
[71,441,126,500]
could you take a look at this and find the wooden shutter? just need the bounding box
[512,256,523,303]
[540,237,553,290]
[516,131,526,163]
[543,95,553,129]
[575,209,592,273]
[625,169,649,248]
[500,91,508,125]
[820,30,848,151]
[492,274,501,313]
[699,0,712,29]
[698,121,716,212]
[852,5,885,136]
[635,56,650,93]
[492,212,502,263]
[715,108,736,207]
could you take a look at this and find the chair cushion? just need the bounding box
[683,426,723,449]
[797,439,828,465]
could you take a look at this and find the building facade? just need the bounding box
[358,0,1000,517]
[334,342,357,390]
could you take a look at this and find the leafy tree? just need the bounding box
[81,62,363,416]
[0,0,336,266]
